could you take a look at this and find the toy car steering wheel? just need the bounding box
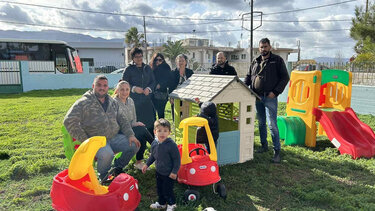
[189,147,206,157]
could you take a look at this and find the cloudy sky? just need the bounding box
[0,0,367,61]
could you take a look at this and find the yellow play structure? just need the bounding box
[279,69,352,147]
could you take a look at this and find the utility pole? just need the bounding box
[250,0,253,63]
[366,0,369,13]
[143,16,148,63]
[297,40,301,61]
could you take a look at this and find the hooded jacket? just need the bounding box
[197,101,219,143]
[146,138,181,176]
[209,60,237,76]
[64,90,134,142]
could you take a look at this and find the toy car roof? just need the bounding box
[179,117,208,128]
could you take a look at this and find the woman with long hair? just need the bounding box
[149,52,172,119]
[113,81,154,170]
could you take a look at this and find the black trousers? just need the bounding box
[152,97,168,119]
[133,126,154,161]
[156,171,176,205]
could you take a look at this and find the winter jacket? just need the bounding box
[209,61,237,76]
[64,90,134,142]
[153,62,172,93]
[122,63,156,129]
[169,68,194,93]
[244,52,289,97]
[196,102,219,145]
[146,138,181,176]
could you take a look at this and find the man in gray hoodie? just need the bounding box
[64,75,140,182]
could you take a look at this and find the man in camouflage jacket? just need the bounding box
[64,75,140,180]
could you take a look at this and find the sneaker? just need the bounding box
[100,167,125,186]
[271,150,281,163]
[166,204,177,211]
[256,147,269,153]
[134,162,145,170]
[150,202,166,209]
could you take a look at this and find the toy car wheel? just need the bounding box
[216,183,227,199]
[184,189,200,201]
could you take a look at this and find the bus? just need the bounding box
[0,38,82,73]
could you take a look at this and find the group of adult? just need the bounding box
[63,37,289,185]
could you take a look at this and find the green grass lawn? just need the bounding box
[1,89,375,210]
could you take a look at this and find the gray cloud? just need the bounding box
[0,3,33,23]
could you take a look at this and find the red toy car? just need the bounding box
[177,117,226,201]
[50,136,141,211]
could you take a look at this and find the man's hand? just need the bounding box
[169,173,177,180]
[142,165,148,174]
[129,136,141,148]
[267,92,276,98]
[143,88,150,96]
[134,86,144,94]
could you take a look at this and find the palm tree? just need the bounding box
[162,40,189,68]
[125,27,145,48]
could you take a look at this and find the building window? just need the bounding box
[241,54,246,60]
[246,118,251,124]
[193,52,195,58]
[207,53,210,59]
[230,55,239,60]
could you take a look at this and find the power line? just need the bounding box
[262,0,357,16]
[0,19,350,34]
[0,0,357,21]
[0,0,241,21]
[258,19,352,23]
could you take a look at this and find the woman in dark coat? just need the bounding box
[122,47,156,136]
[149,53,171,119]
[169,54,194,120]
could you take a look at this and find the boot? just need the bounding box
[271,150,281,163]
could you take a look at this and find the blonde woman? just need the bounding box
[113,80,154,170]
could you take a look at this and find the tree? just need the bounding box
[125,27,145,48]
[350,3,375,54]
[162,40,189,68]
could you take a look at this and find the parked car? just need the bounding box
[110,68,125,74]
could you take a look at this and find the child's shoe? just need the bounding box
[150,201,166,209]
[166,204,177,211]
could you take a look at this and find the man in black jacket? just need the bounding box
[209,52,237,75]
[245,38,289,163]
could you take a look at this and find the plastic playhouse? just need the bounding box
[50,136,141,211]
[177,117,226,201]
[169,74,257,165]
[278,69,375,159]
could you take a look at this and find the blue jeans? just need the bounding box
[96,134,139,179]
[255,96,280,151]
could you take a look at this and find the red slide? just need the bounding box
[313,107,375,159]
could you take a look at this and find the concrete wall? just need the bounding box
[21,62,123,92]
[78,48,125,68]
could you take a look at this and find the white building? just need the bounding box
[69,41,125,72]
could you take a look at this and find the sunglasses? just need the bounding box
[156,58,163,62]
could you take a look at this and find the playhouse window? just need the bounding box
[246,118,251,124]
[247,105,252,112]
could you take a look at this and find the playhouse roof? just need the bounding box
[169,74,259,102]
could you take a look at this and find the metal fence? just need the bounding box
[0,61,21,85]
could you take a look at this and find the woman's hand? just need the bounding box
[133,86,144,94]
[156,84,160,90]
[169,173,177,180]
[135,122,145,127]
